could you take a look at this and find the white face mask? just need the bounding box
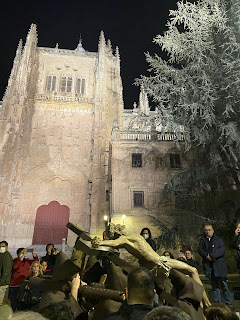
[142,234,149,240]
[0,247,6,253]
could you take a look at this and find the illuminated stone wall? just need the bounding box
[0,25,123,247]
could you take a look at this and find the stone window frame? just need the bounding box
[45,74,56,92]
[60,74,73,93]
[132,153,142,168]
[76,77,86,95]
[129,186,147,210]
[133,191,144,208]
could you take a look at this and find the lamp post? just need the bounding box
[104,215,108,229]
[122,214,126,225]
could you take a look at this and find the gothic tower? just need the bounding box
[0,25,123,247]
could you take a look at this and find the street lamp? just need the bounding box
[122,214,126,225]
[103,215,108,228]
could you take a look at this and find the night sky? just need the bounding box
[0,0,179,108]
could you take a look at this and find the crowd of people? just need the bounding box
[0,222,239,320]
[0,242,58,311]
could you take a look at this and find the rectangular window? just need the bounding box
[170,153,181,169]
[76,78,85,94]
[61,76,66,92]
[60,76,72,93]
[81,78,85,93]
[76,78,81,93]
[132,153,142,167]
[46,75,56,91]
[67,77,72,92]
[133,191,144,208]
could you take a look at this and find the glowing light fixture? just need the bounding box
[122,214,126,225]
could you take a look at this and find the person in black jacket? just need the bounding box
[198,224,232,306]
[103,267,154,320]
[140,228,156,251]
[230,222,240,271]
[41,244,58,271]
[0,241,13,304]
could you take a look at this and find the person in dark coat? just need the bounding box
[103,267,154,320]
[140,228,156,251]
[41,244,58,271]
[18,261,43,311]
[230,222,240,271]
[0,241,13,304]
[198,224,232,306]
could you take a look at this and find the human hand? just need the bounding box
[179,252,186,260]
[32,248,37,257]
[206,254,212,261]
[70,273,87,301]
[19,248,27,260]
[52,248,58,255]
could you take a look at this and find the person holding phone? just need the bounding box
[9,247,38,310]
[41,244,58,272]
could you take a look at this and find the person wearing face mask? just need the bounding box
[163,251,174,259]
[140,228,156,251]
[0,240,13,304]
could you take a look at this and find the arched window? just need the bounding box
[60,75,72,93]
[46,75,56,91]
[76,78,85,94]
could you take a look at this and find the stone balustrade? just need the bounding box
[113,130,184,142]
[37,47,97,58]
[34,94,93,104]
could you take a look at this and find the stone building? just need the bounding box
[0,24,183,248]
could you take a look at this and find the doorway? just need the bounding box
[32,201,69,245]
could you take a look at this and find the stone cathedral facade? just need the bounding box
[0,25,183,249]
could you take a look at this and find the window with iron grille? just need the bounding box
[46,75,56,91]
[60,76,72,93]
[76,78,85,94]
[170,153,181,169]
[133,191,144,208]
[132,153,142,167]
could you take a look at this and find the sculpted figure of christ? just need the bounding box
[97,223,210,307]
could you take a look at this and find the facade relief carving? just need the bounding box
[40,177,72,196]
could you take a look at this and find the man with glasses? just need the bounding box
[198,225,232,306]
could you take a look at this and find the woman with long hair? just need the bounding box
[140,227,156,251]
[29,261,43,278]
[18,261,43,311]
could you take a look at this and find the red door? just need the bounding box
[32,201,69,245]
